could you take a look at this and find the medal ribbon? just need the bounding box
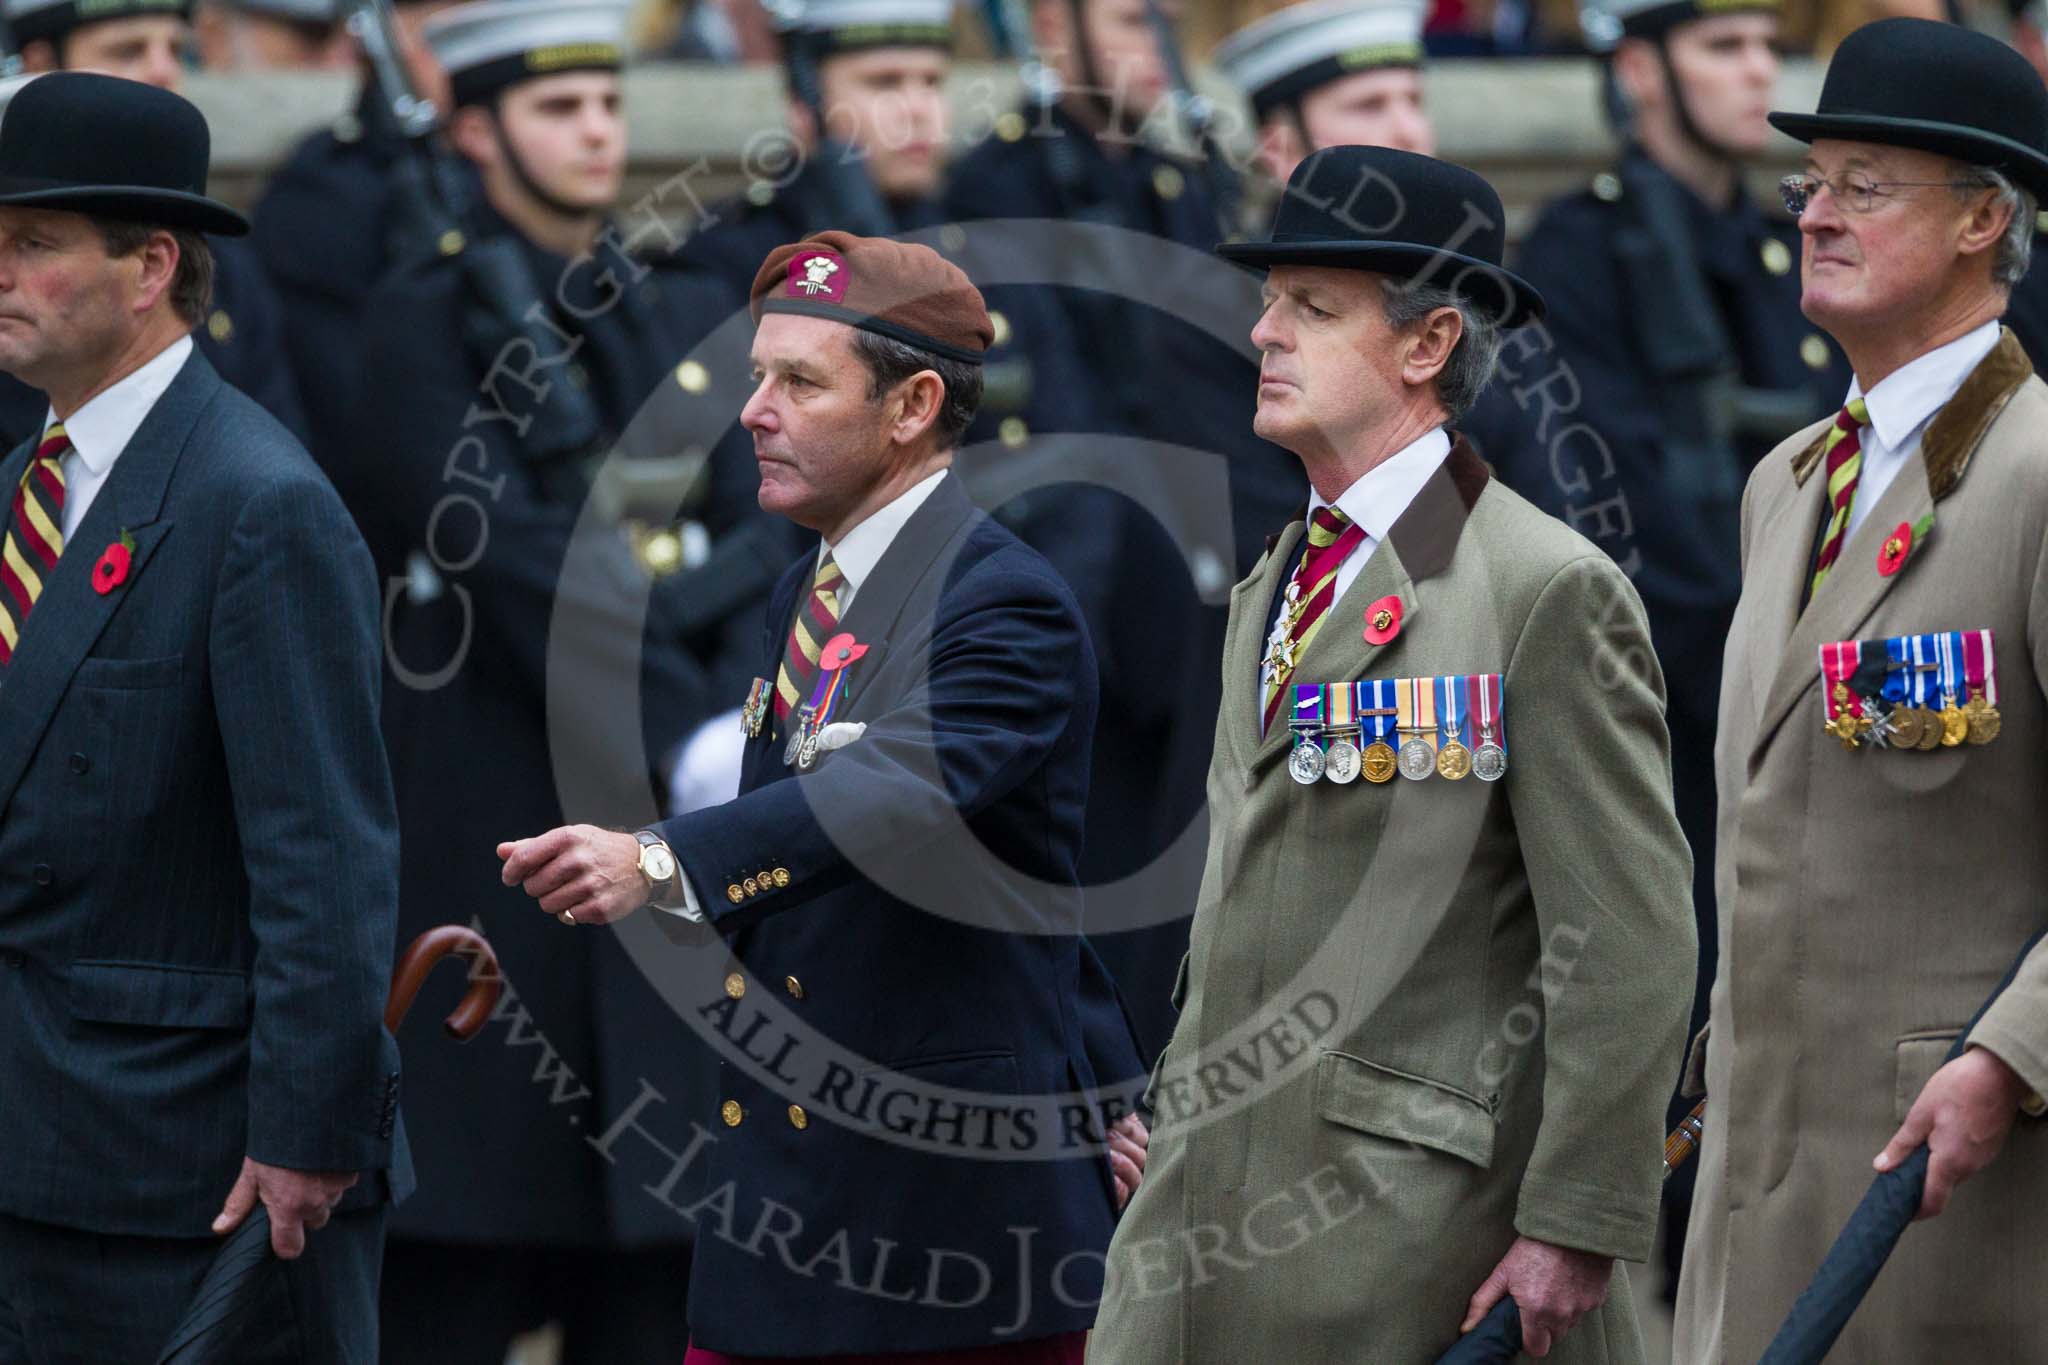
[1292,682,1324,736]
[1365,679,1394,744]
[807,664,847,731]
[1881,635,1909,708]
[1936,631,1964,703]
[1409,676,1437,753]
[1909,633,1935,707]
[1436,674,1465,747]
[1819,639,1863,721]
[1965,628,1997,704]
[1484,673,1505,754]
[1325,681,1355,733]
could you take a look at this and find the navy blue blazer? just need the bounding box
[0,348,405,1240]
[654,472,1134,1355]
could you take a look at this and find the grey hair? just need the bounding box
[850,330,983,451]
[1377,279,1504,422]
[1953,165,2037,290]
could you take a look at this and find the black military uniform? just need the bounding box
[945,89,1302,1063]
[250,72,478,478]
[347,4,723,1360]
[0,0,308,443]
[1460,0,1853,1293]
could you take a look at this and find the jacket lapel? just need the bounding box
[832,471,978,713]
[1747,328,2030,764]
[0,350,213,815]
[1240,437,1489,780]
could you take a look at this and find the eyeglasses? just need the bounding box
[1780,172,1978,216]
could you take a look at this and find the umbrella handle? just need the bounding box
[384,925,501,1040]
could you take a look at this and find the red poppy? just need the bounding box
[819,632,869,671]
[93,541,132,595]
[1363,594,1403,646]
[1877,522,1912,578]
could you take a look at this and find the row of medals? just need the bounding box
[1826,681,2001,752]
[1290,723,1507,786]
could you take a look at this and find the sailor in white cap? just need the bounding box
[1213,0,1433,189]
[424,0,630,252]
[192,0,353,71]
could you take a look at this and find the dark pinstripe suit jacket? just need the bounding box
[0,347,407,1239]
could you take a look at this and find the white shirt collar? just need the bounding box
[48,334,194,476]
[820,467,950,599]
[1851,320,2001,453]
[1308,427,1451,539]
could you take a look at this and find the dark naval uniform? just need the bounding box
[250,88,450,479]
[1993,231,2048,372]
[943,104,1303,1063]
[0,232,306,446]
[1463,145,1852,1289]
[352,198,718,1363]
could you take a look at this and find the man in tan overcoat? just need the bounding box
[1674,19,2048,1363]
[1088,146,1697,1363]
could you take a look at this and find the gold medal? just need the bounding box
[1361,741,1397,784]
[1913,707,1943,751]
[1436,740,1471,780]
[1883,704,1924,750]
[1825,681,1869,751]
[1940,693,1969,747]
[1964,688,2002,746]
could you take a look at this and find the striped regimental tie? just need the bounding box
[0,422,69,667]
[1808,397,1871,598]
[1261,505,1367,735]
[773,551,844,722]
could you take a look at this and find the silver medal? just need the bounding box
[784,704,815,766]
[1472,742,1507,782]
[1288,739,1327,785]
[1397,737,1436,781]
[1324,737,1361,785]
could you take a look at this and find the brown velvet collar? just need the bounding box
[1791,326,2031,501]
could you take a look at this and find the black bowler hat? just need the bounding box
[1769,18,2048,201]
[1218,145,1544,327]
[0,72,247,236]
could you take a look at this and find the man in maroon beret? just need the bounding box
[499,231,1147,1362]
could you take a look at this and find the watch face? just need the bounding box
[644,846,677,882]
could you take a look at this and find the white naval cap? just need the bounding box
[1214,0,1427,122]
[769,0,954,52]
[4,0,190,47]
[223,0,340,23]
[1579,0,1780,50]
[425,0,630,107]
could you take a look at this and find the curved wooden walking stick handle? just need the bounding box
[384,925,501,1040]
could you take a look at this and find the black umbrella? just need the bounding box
[1433,1097,1709,1363]
[153,925,501,1364]
[1756,928,2045,1365]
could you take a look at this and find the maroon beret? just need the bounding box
[750,230,993,365]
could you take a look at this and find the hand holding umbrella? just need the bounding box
[154,925,502,1365]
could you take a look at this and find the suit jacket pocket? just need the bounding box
[69,959,251,1031]
[73,654,183,690]
[1894,1030,1959,1123]
[1315,1050,1497,1169]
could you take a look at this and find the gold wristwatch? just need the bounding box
[634,829,679,907]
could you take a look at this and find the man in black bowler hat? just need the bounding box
[3,0,310,445]
[1090,144,1695,1364]
[1676,18,2048,1362]
[0,72,403,1363]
